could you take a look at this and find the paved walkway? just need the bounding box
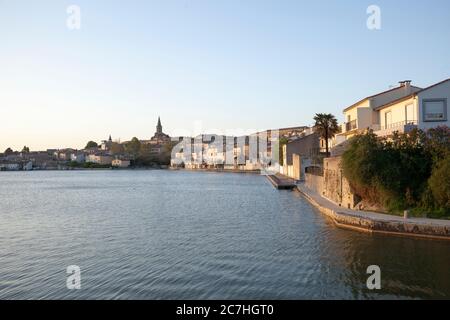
[296,183,450,240]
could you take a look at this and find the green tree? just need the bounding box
[85,141,98,149]
[4,147,13,155]
[125,137,141,158]
[158,141,178,165]
[428,157,450,210]
[424,126,450,164]
[341,132,385,205]
[313,113,340,156]
[342,130,433,211]
[21,146,30,153]
[110,142,125,155]
[137,143,153,163]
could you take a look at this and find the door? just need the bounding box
[405,104,415,124]
[385,111,392,129]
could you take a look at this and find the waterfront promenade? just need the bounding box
[297,183,450,240]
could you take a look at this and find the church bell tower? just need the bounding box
[156,116,162,134]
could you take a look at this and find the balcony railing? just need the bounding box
[345,119,357,132]
[380,120,417,131]
[373,120,418,137]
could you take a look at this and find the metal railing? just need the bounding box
[345,119,357,132]
[380,120,417,131]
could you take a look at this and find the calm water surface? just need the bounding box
[0,170,449,299]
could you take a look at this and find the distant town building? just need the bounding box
[151,117,171,144]
[84,147,101,155]
[281,132,322,180]
[0,150,58,170]
[138,117,171,147]
[172,134,270,171]
[54,149,76,161]
[101,135,113,151]
[277,126,310,139]
[0,162,20,171]
[122,117,172,158]
[23,161,33,171]
[86,154,113,165]
[70,153,86,163]
[112,158,131,168]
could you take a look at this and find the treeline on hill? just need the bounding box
[341,126,450,218]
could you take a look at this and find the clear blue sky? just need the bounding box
[1,0,449,150]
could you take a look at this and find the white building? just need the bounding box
[335,78,450,143]
[374,79,450,136]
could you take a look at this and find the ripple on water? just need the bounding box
[0,170,449,299]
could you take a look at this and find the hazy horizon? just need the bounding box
[1,0,450,151]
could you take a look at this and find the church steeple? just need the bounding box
[151,116,170,142]
[156,116,162,134]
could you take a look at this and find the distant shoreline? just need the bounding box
[169,167,261,174]
[0,167,262,174]
[0,167,168,172]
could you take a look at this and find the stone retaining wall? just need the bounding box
[323,157,359,209]
[305,173,323,195]
[298,185,450,240]
[305,156,359,209]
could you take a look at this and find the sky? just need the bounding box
[0,0,449,151]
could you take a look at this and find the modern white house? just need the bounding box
[373,78,450,136]
[336,78,450,142]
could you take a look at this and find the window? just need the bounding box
[423,99,447,122]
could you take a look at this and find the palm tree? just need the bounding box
[313,113,340,157]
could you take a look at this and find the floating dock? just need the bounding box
[266,174,296,190]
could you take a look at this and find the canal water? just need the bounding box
[0,170,449,299]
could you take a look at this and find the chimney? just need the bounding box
[399,80,412,94]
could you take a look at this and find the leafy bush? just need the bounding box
[342,127,449,217]
[428,157,450,210]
